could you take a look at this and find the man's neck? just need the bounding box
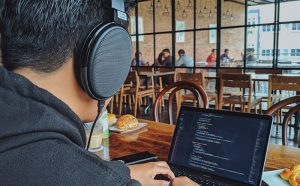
[13,61,97,122]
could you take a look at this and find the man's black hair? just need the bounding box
[224,49,229,52]
[211,49,216,53]
[178,49,185,55]
[0,0,134,72]
[162,48,170,53]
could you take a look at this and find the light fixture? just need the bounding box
[176,1,181,11]
[198,9,204,18]
[226,9,230,17]
[187,0,193,10]
[156,0,162,8]
[208,10,213,18]
[162,4,169,16]
[203,5,208,14]
[182,9,187,18]
[149,1,154,13]
[230,14,234,21]
[214,6,217,13]
[222,12,226,20]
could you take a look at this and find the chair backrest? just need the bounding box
[217,68,243,77]
[266,96,300,147]
[153,81,209,125]
[219,74,252,111]
[178,72,205,87]
[254,69,282,74]
[267,75,300,108]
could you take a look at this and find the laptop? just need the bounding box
[168,107,273,186]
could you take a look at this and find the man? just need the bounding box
[0,1,197,185]
[159,48,172,67]
[206,49,216,65]
[220,49,233,63]
[176,49,193,68]
[131,52,149,66]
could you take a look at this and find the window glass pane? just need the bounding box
[221,0,245,27]
[176,0,194,31]
[138,1,153,34]
[246,26,274,68]
[155,0,172,32]
[196,0,217,29]
[155,34,173,67]
[129,8,136,36]
[196,30,217,68]
[248,1,275,25]
[175,31,194,68]
[220,28,245,68]
[136,35,155,67]
[280,0,300,22]
[278,23,300,68]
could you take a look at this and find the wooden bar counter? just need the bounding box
[96,119,300,171]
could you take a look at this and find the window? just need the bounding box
[262,50,266,56]
[292,23,300,31]
[283,49,289,56]
[292,49,296,56]
[266,49,271,56]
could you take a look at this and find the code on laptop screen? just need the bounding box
[169,109,271,185]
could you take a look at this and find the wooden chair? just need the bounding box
[266,96,300,147]
[177,72,218,113]
[253,69,282,98]
[267,75,300,133]
[267,75,300,108]
[220,74,262,113]
[153,81,209,125]
[119,70,156,116]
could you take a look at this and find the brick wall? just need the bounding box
[130,0,245,65]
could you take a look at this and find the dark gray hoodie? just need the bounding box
[0,67,141,186]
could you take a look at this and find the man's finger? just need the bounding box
[153,165,175,179]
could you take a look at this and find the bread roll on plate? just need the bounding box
[280,165,300,181]
[108,113,117,127]
[289,170,300,186]
[116,115,139,130]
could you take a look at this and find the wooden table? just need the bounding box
[96,119,300,171]
[139,71,175,78]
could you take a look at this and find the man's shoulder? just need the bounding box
[0,139,132,185]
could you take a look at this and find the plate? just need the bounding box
[262,169,290,186]
[109,123,148,133]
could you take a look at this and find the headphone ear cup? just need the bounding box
[78,23,132,100]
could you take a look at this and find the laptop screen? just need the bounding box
[168,107,272,186]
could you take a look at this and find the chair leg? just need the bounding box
[215,97,218,110]
[134,95,138,117]
[129,96,132,110]
[118,95,123,115]
[110,96,114,114]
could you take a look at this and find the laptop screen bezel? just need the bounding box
[167,106,273,186]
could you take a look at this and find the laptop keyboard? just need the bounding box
[171,166,231,186]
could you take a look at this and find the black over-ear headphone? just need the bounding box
[77,0,132,101]
[77,0,132,150]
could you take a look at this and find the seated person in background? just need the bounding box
[206,49,216,66]
[0,0,197,185]
[159,48,172,67]
[155,51,164,66]
[131,52,149,66]
[220,49,233,63]
[176,49,193,68]
[246,48,256,63]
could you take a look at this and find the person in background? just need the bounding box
[206,49,216,65]
[176,49,193,68]
[159,48,172,67]
[220,49,233,63]
[0,0,198,185]
[131,52,149,66]
[246,48,256,63]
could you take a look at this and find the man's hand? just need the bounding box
[171,176,199,186]
[128,161,175,186]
